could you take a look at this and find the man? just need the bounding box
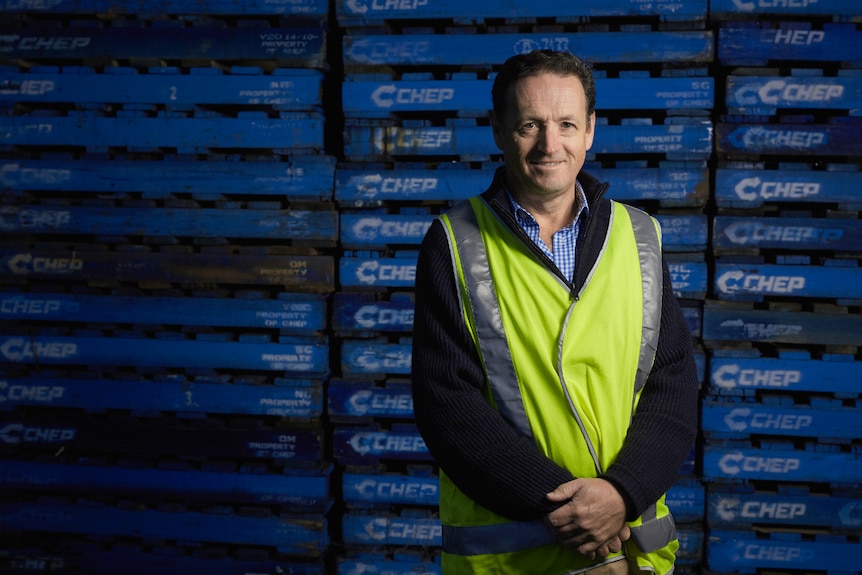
[411,50,699,574]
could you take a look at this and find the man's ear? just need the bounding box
[490,110,505,150]
[585,111,596,150]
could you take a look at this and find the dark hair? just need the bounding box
[491,50,596,128]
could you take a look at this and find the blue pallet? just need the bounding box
[703,301,862,346]
[714,263,862,301]
[335,0,707,22]
[0,249,335,291]
[0,0,328,15]
[0,502,329,556]
[0,68,324,109]
[338,555,440,575]
[343,31,713,67]
[715,167,862,209]
[332,293,414,334]
[0,376,323,417]
[3,547,324,575]
[712,216,862,253]
[708,489,862,532]
[708,355,862,396]
[336,165,709,207]
[719,23,862,66]
[717,123,862,157]
[0,114,324,152]
[342,513,441,547]
[343,77,713,117]
[710,0,862,18]
[702,446,862,484]
[725,75,862,115]
[702,401,862,440]
[340,340,412,377]
[344,122,713,161]
[0,414,324,462]
[0,334,330,374]
[0,205,337,242]
[0,460,331,511]
[707,529,862,573]
[0,157,336,200]
[0,27,326,66]
[0,292,327,332]
[332,426,431,463]
[329,380,414,419]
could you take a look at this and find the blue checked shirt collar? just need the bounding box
[507,181,590,282]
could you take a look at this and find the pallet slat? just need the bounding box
[703,446,862,483]
[1,115,324,152]
[702,401,862,440]
[714,263,862,300]
[0,158,336,200]
[0,334,330,374]
[0,502,329,555]
[713,216,862,253]
[0,249,335,291]
[0,0,329,15]
[0,460,331,510]
[0,414,325,462]
[0,376,323,417]
[708,355,862,395]
[1,292,327,332]
[1,205,338,242]
[0,69,324,108]
[708,489,862,532]
[715,167,861,208]
[0,27,326,66]
[335,0,708,22]
[719,24,862,66]
[716,122,862,157]
[726,75,862,114]
[343,32,713,67]
[703,302,862,345]
[707,529,862,573]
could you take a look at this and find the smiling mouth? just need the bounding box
[532,160,564,168]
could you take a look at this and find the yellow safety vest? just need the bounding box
[438,196,678,575]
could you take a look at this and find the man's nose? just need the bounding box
[538,127,560,153]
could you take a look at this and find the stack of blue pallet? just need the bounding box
[0,1,338,573]
[333,0,713,572]
[704,1,862,574]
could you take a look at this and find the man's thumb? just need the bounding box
[546,479,580,502]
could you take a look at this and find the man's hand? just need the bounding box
[544,478,631,559]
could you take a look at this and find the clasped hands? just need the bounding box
[543,477,631,560]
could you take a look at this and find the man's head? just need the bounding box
[490,50,597,201]
[492,50,596,130]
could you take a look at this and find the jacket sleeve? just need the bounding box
[600,255,701,522]
[411,218,576,521]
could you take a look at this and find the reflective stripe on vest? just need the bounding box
[441,197,668,557]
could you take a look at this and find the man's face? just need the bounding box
[492,72,595,201]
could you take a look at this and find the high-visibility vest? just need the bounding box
[438,196,678,575]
